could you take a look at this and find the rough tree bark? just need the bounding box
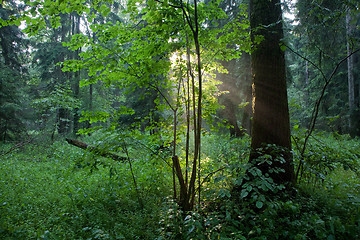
[248,0,295,184]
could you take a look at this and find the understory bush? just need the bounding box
[157,136,360,240]
[157,176,360,240]
[1,131,359,239]
[0,135,170,239]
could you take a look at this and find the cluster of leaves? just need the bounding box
[32,86,80,116]
[59,0,250,135]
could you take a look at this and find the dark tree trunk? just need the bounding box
[346,11,360,137]
[354,53,360,136]
[218,59,244,137]
[240,53,252,136]
[222,97,243,138]
[86,83,93,130]
[249,0,295,184]
[73,13,81,136]
[57,14,71,135]
[58,108,70,135]
[241,84,252,136]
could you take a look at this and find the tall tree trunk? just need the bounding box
[240,53,252,136]
[241,84,252,136]
[86,83,93,130]
[218,59,244,137]
[249,0,295,184]
[73,13,81,136]
[305,61,309,87]
[346,11,355,135]
[57,14,71,135]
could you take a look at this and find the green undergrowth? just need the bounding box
[0,137,171,239]
[157,133,360,240]
[158,175,360,240]
[0,131,359,239]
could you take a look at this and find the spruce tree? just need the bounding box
[0,1,28,141]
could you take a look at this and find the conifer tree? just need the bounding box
[0,1,28,141]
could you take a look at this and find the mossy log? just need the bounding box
[65,138,127,162]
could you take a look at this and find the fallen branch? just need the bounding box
[1,137,33,157]
[65,138,127,162]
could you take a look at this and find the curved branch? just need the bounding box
[302,48,360,155]
[288,47,360,181]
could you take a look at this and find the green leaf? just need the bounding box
[80,111,110,123]
[240,189,249,198]
[256,201,263,209]
[0,19,9,27]
[280,43,287,51]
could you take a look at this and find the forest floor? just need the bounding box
[0,132,359,239]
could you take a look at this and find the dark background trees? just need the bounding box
[215,0,252,137]
[288,0,360,136]
[0,1,29,141]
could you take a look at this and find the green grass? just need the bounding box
[0,140,170,239]
[1,132,359,239]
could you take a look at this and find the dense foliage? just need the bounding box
[1,132,359,239]
[0,0,360,239]
[0,1,29,141]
